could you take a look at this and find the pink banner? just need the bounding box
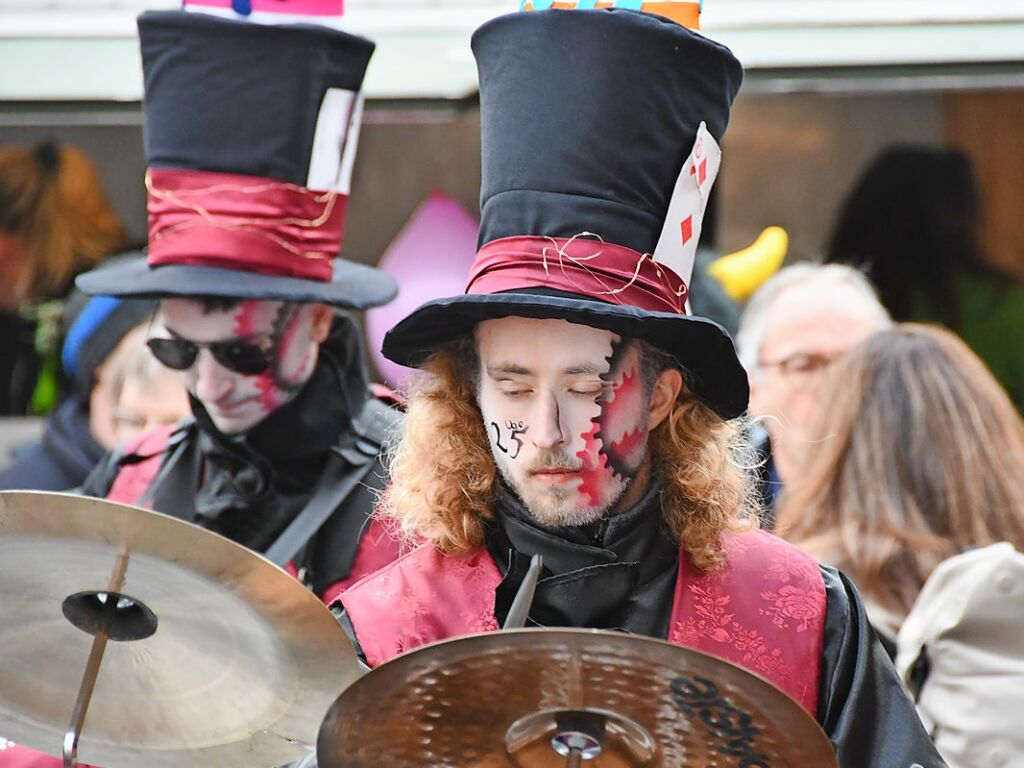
[184,0,344,18]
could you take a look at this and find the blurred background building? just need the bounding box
[3,0,1024,280]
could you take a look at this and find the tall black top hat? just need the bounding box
[77,11,396,309]
[383,8,748,417]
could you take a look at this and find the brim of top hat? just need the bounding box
[75,252,398,310]
[382,290,749,419]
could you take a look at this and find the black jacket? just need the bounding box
[0,396,104,491]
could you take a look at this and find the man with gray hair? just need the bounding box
[736,263,892,517]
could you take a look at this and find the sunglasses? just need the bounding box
[146,337,272,376]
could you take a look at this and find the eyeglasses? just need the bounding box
[146,337,272,375]
[758,351,841,378]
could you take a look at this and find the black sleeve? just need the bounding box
[818,565,947,767]
[76,448,125,498]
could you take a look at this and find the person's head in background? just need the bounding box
[109,324,190,445]
[825,145,984,328]
[736,263,892,486]
[776,323,1024,636]
[0,142,127,308]
[61,294,159,450]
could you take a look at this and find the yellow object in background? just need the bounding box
[708,226,789,301]
[521,1,701,31]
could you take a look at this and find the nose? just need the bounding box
[530,391,567,450]
[191,349,234,404]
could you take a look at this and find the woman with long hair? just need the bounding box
[0,142,126,304]
[0,142,127,413]
[777,323,1024,639]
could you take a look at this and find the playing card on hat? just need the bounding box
[653,121,721,286]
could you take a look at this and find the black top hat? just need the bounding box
[383,8,748,417]
[77,11,396,309]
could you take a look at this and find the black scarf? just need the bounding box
[486,480,679,637]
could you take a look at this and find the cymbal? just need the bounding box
[318,628,838,768]
[0,490,362,768]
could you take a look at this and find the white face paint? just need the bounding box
[476,317,653,528]
[155,298,328,435]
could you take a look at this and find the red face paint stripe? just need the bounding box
[576,420,611,507]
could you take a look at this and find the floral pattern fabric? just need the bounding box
[671,529,825,714]
[343,528,826,714]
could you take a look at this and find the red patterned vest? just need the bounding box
[341,528,826,714]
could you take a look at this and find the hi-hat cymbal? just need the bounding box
[0,490,362,768]
[318,628,838,768]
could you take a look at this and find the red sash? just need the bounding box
[0,744,80,768]
[342,528,825,714]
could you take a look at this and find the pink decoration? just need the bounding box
[184,0,344,17]
[365,192,478,391]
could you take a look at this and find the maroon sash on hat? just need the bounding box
[466,235,689,314]
[145,168,346,280]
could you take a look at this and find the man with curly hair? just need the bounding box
[337,6,945,767]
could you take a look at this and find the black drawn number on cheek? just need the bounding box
[490,422,509,454]
[507,421,527,460]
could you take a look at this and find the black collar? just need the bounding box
[487,480,679,634]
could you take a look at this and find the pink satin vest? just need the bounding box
[341,528,825,714]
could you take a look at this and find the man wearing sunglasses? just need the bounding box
[69,11,403,604]
[0,11,407,768]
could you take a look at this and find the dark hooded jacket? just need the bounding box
[0,397,104,491]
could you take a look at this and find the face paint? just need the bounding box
[233,303,315,414]
[476,317,655,528]
[157,298,324,434]
[576,338,650,508]
[490,420,529,460]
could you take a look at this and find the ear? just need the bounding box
[647,367,684,430]
[307,303,334,343]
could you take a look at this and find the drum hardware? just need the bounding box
[316,628,840,767]
[0,491,361,768]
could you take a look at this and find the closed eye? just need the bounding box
[500,389,532,398]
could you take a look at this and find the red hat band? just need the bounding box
[466,235,688,314]
[146,168,346,282]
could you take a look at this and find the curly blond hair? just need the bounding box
[383,338,757,571]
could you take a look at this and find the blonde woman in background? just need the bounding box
[777,323,1024,645]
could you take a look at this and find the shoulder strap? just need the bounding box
[263,395,400,569]
[347,396,403,453]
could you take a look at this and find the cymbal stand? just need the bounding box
[60,547,157,768]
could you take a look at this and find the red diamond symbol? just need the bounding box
[697,158,707,185]
[680,216,693,245]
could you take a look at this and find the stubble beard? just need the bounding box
[496,456,628,529]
